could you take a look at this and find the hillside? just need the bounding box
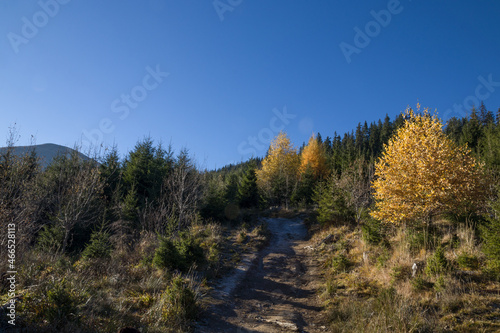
[2,107,500,332]
[0,143,90,169]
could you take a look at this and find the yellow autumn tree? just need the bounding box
[256,131,300,207]
[299,134,329,179]
[371,105,487,224]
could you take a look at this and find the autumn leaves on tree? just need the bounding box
[256,132,328,207]
[257,105,487,226]
[299,135,329,179]
[370,106,487,224]
[256,131,300,208]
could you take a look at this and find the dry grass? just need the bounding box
[312,217,500,333]
[2,222,232,332]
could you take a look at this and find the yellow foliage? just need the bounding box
[371,105,487,224]
[299,134,329,179]
[256,131,299,198]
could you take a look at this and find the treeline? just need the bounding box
[0,136,222,331]
[4,102,499,258]
[312,105,500,332]
[201,112,409,218]
[445,101,500,169]
[3,101,500,330]
[206,102,500,218]
[0,137,203,258]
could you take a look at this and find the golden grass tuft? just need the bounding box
[313,215,500,333]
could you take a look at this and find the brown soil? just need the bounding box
[195,217,328,333]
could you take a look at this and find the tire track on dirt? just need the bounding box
[196,217,327,333]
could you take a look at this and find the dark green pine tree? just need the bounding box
[323,136,333,157]
[460,107,482,152]
[122,184,139,223]
[100,146,122,222]
[122,137,172,212]
[482,189,500,279]
[479,101,495,128]
[380,114,392,145]
[122,137,156,208]
[330,133,342,176]
[342,131,356,169]
[393,113,405,130]
[100,146,121,200]
[480,120,500,169]
[238,165,259,208]
[200,175,227,221]
[313,176,352,225]
[292,165,316,206]
[361,121,370,158]
[152,142,174,197]
[368,121,381,157]
[316,132,323,145]
[225,173,240,204]
[445,117,466,145]
[354,123,364,156]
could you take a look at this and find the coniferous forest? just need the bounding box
[3,102,500,332]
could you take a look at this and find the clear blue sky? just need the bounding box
[1,1,500,169]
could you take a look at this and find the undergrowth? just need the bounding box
[312,215,500,333]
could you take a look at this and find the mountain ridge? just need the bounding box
[0,143,90,168]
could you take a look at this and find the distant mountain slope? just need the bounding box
[0,143,90,168]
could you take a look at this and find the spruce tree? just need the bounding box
[482,189,500,278]
[100,146,122,222]
[122,137,171,210]
[201,174,227,221]
[460,107,482,152]
[122,184,139,223]
[238,165,259,208]
[292,165,316,206]
[479,101,495,127]
[314,176,352,225]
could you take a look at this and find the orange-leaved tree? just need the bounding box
[256,131,299,208]
[371,105,487,224]
[299,134,329,179]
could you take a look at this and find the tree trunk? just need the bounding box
[61,227,70,254]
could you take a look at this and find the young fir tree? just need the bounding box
[100,146,122,222]
[292,165,316,206]
[313,175,353,225]
[238,165,259,208]
[482,189,500,278]
[200,174,227,221]
[460,107,482,153]
[122,184,139,223]
[122,137,172,210]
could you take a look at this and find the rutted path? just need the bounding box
[196,217,327,333]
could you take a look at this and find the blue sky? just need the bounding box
[1,1,500,169]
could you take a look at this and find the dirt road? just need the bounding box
[196,217,327,333]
